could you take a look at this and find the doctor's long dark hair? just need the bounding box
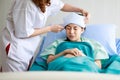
[32,0,51,13]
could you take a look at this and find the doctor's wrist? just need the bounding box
[46,26,51,32]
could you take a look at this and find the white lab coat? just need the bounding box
[0,0,64,72]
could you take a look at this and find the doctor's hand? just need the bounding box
[49,24,64,33]
[80,9,90,19]
[84,12,90,24]
[78,9,90,24]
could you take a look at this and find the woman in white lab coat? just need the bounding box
[0,0,89,72]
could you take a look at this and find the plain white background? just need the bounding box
[0,0,120,67]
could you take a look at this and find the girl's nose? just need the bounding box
[70,29,74,34]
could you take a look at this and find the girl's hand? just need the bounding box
[47,55,55,63]
[64,48,85,56]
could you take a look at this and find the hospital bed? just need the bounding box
[0,24,120,80]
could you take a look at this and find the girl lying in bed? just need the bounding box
[30,13,120,74]
[39,13,109,72]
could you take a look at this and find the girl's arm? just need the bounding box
[95,60,101,68]
[47,51,66,63]
[47,48,85,63]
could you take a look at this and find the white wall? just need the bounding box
[47,0,120,38]
[0,0,13,68]
[0,0,120,37]
[0,0,12,30]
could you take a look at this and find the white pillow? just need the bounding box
[41,30,66,53]
[116,39,120,55]
[82,24,117,55]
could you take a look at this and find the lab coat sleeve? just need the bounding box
[49,0,64,16]
[12,1,35,38]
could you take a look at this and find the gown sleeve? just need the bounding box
[40,39,64,60]
[82,38,109,60]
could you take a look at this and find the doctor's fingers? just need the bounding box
[81,9,90,19]
[51,25,64,32]
[85,13,91,24]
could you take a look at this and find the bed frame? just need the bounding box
[0,71,120,80]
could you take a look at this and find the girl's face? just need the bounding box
[65,23,84,42]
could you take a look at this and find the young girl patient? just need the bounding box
[40,13,109,72]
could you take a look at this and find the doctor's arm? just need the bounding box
[61,3,90,19]
[29,25,64,37]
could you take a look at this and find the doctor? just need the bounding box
[0,0,89,72]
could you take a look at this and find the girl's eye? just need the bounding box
[74,28,78,30]
[66,27,71,30]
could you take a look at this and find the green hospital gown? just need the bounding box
[39,37,109,72]
[40,37,109,60]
